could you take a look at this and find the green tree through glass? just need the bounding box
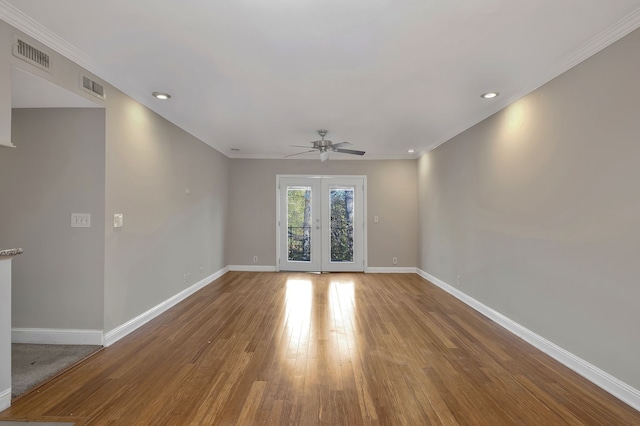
[330,188,354,262]
[287,187,311,261]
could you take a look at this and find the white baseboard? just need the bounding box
[104,266,229,347]
[228,266,416,273]
[229,265,277,272]
[365,267,417,273]
[11,328,103,345]
[0,387,11,411]
[416,269,640,412]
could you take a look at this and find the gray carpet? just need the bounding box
[11,344,101,398]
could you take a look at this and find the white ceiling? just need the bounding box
[3,0,640,159]
[12,66,102,108]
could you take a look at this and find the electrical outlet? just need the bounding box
[71,213,91,228]
[392,257,398,265]
[457,275,461,285]
[253,256,258,263]
[200,266,203,276]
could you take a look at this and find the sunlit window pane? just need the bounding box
[330,187,354,262]
[287,186,312,262]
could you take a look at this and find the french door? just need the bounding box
[277,176,365,272]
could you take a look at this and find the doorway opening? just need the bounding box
[3,66,105,399]
[277,175,366,272]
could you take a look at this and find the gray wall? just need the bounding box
[228,159,417,268]
[0,25,10,147]
[0,108,105,329]
[0,259,13,402]
[417,28,640,389]
[0,23,230,335]
[103,90,229,332]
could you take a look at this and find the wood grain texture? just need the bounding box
[1,272,638,425]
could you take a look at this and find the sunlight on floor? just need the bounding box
[328,278,355,334]
[285,279,313,336]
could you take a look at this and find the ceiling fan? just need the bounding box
[286,130,366,162]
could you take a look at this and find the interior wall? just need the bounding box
[417,28,640,389]
[0,24,10,147]
[103,90,229,332]
[227,159,417,268]
[0,108,105,329]
[0,22,230,335]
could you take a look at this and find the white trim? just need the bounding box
[416,269,640,412]
[276,175,368,273]
[365,267,417,273]
[0,2,98,74]
[104,267,229,347]
[12,328,103,345]
[417,7,640,155]
[6,3,640,162]
[228,265,277,272]
[0,1,216,152]
[3,2,640,160]
[320,177,366,272]
[0,387,11,411]
[229,152,416,160]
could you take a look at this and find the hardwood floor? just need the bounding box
[1,272,638,425]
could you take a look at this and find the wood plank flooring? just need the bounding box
[1,272,638,425]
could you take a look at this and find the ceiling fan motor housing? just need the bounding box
[313,139,333,152]
[286,130,365,159]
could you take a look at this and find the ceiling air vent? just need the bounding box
[12,36,51,73]
[80,75,106,100]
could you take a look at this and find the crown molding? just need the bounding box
[0,0,228,155]
[228,153,418,160]
[0,0,99,74]
[4,1,640,159]
[421,6,640,154]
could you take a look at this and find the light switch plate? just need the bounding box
[114,213,124,228]
[71,213,91,227]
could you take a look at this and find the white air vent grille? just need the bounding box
[13,37,51,72]
[81,75,106,100]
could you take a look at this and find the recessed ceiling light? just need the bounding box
[481,92,499,99]
[152,91,171,100]
[408,149,415,153]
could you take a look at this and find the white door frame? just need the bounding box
[277,177,322,272]
[276,174,367,272]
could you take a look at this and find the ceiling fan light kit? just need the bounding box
[286,130,366,161]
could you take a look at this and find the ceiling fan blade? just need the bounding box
[334,148,365,156]
[284,150,317,158]
[290,144,318,149]
[331,142,352,149]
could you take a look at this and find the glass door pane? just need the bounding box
[278,176,363,272]
[278,177,321,271]
[287,186,312,262]
[321,177,364,272]
[329,186,354,262]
